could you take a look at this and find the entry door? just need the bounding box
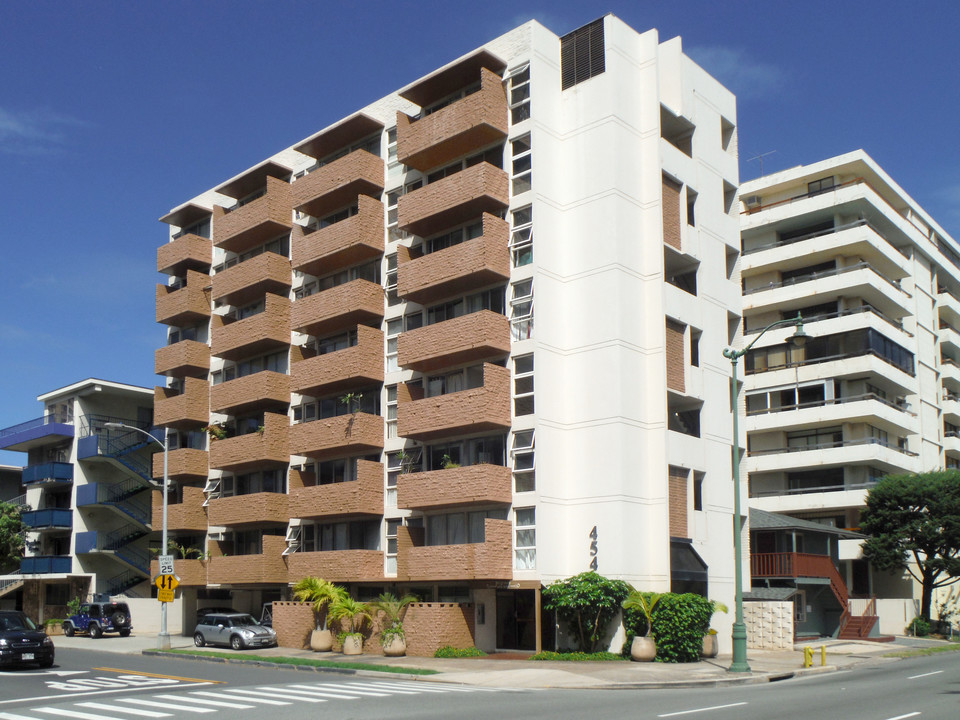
[496,590,536,651]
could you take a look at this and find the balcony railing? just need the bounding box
[745,304,908,338]
[747,437,918,458]
[20,556,72,574]
[0,414,74,452]
[750,480,878,499]
[21,509,73,529]
[746,392,914,418]
[750,551,848,607]
[291,194,384,278]
[742,218,897,257]
[743,261,908,297]
[22,462,74,485]
[745,348,916,378]
[397,310,510,373]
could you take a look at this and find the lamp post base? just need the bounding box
[157,632,171,651]
[728,621,751,673]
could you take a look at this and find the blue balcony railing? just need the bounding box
[20,556,72,574]
[21,509,73,529]
[0,415,74,451]
[22,462,74,485]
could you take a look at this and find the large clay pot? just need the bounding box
[310,628,333,652]
[382,634,406,657]
[342,634,363,655]
[630,635,657,662]
[702,633,719,658]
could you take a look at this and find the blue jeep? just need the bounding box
[62,602,132,638]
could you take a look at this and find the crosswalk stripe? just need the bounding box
[286,683,393,697]
[152,695,252,710]
[34,708,126,720]
[226,689,328,704]
[362,681,455,694]
[112,699,215,714]
[189,692,290,706]
[0,712,42,720]
[256,687,357,701]
[75,704,171,718]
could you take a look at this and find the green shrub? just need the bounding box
[530,651,626,662]
[649,593,713,663]
[542,572,632,652]
[908,616,931,637]
[434,646,486,658]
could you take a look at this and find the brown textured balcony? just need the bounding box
[207,535,287,585]
[396,519,512,582]
[292,195,384,277]
[291,150,384,220]
[153,449,208,483]
[291,326,383,397]
[211,252,291,307]
[290,279,383,338]
[397,464,511,511]
[211,293,290,362]
[289,460,383,519]
[208,412,289,473]
[155,340,210,379]
[397,162,508,238]
[154,377,209,430]
[152,486,207,532]
[207,491,289,527]
[397,363,511,441]
[289,412,383,462]
[398,214,509,305]
[151,558,206,587]
[210,371,290,416]
[287,549,383,583]
[398,311,510,373]
[213,176,293,255]
[157,233,212,276]
[156,270,211,326]
[397,68,508,173]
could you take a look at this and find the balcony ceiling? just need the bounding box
[160,202,211,228]
[294,113,384,160]
[214,160,292,200]
[398,49,506,107]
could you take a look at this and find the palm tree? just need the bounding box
[292,577,346,631]
[327,595,372,636]
[369,592,417,635]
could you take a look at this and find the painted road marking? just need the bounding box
[34,708,128,720]
[0,713,42,720]
[151,695,253,710]
[907,670,943,679]
[363,680,452,694]
[188,692,290,706]
[286,683,392,697]
[111,698,214,714]
[658,702,749,717]
[74,703,170,718]
[92,670,223,685]
[225,689,328,704]
[884,714,921,720]
[0,684,212,706]
[256,686,353,701]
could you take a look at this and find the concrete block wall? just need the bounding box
[744,600,794,650]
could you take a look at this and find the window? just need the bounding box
[385,518,400,574]
[511,135,532,194]
[175,217,211,240]
[221,468,284,497]
[386,127,402,177]
[560,18,605,90]
[426,365,484,398]
[511,430,535,492]
[426,509,506,546]
[808,176,836,196]
[425,220,483,254]
[693,472,704,511]
[510,280,534,340]
[299,520,379,552]
[690,329,700,367]
[385,319,402,373]
[315,260,379,292]
[427,147,502,185]
[794,590,807,623]
[385,254,399,306]
[426,288,504,326]
[514,507,536,570]
[513,354,534,415]
[426,435,505,470]
[386,190,400,232]
[423,82,480,116]
[507,64,530,123]
[212,350,287,384]
[385,384,398,439]
[295,281,317,300]
[787,426,842,450]
[510,205,533,267]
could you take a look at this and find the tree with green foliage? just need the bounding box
[0,502,24,572]
[860,471,960,621]
[542,572,631,653]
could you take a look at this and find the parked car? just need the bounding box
[194,613,277,650]
[196,606,237,623]
[0,611,55,668]
[62,601,132,638]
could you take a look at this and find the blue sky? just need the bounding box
[1,0,958,465]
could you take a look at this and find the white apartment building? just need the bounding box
[740,150,958,635]
[0,379,156,621]
[156,15,742,652]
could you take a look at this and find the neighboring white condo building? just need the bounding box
[155,14,742,653]
[740,150,958,636]
[0,380,156,622]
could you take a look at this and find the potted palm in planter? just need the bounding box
[623,590,660,661]
[702,601,728,658]
[292,576,346,652]
[327,595,372,656]
[369,592,417,657]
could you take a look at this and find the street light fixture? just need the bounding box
[722,313,807,673]
[103,421,170,651]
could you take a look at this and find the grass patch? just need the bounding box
[530,650,627,662]
[883,643,960,659]
[159,648,437,674]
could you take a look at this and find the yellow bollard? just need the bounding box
[821,645,826,666]
[803,646,814,668]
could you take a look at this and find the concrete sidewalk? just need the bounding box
[49,633,936,689]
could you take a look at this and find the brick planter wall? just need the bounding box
[273,601,317,650]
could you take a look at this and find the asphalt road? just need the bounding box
[1,647,958,719]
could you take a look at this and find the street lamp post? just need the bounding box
[104,421,170,651]
[722,313,807,673]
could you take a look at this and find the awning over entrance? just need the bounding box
[671,539,708,595]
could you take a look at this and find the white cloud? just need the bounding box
[0,107,85,156]
[685,46,785,99]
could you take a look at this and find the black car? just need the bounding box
[0,611,54,668]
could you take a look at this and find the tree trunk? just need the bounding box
[921,576,934,621]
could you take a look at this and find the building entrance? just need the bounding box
[496,589,537,650]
